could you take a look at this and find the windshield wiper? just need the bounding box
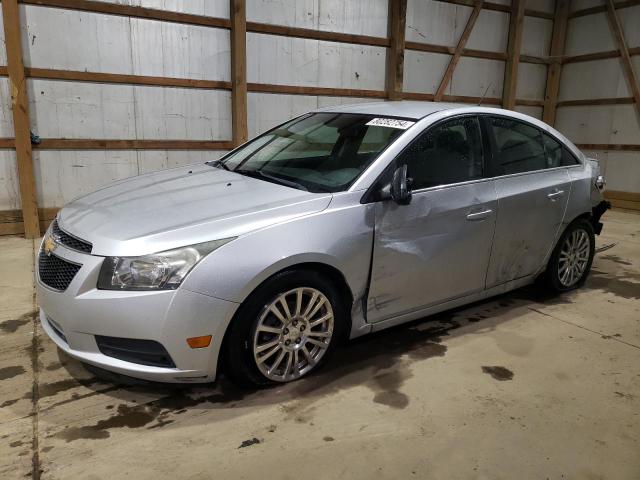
[206,160,230,171]
[235,169,309,192]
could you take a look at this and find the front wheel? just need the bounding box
[544,218,595,292]
[224,270,346,387]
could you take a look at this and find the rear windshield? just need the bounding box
[216,113,412,192]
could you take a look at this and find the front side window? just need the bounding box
[395,116,484,190]
[217,113,408,192]
[489,117,546,175]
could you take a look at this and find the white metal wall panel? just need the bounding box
[526,0,554,13]
[0,10,6,66]
[514,105,543,120]
[90,0,230,18]
[137,150,227,175]
[516,63,547,100]
[565,13,615,56]
[28,79,231,141]
[247,33,387,90]
[0,151,20,210]
[33,150,139,207]
[559,59,629,101]
[571,0,601,10]
[620,6,640,48]
[22,6,133,73]
[555,105,640,145]
[450,57,504,98]
[521,17,552,57]
[133,86,231,140]
[405,1,471,47]
[247,0,388,37]
[0,78,14,137]
[403,50,451,94]
[465,10,509,53]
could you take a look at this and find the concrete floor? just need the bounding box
[1,209,638,480]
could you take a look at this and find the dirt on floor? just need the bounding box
[1,209,639,480]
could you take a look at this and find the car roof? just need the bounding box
[314,101,480,120]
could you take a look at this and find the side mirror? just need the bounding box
[383,164,412,205]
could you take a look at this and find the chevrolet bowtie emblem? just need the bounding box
[43,235,56,256]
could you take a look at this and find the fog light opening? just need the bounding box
[187,335,212,348]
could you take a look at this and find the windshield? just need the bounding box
[216,113,412,192]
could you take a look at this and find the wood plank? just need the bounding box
[435,0,483,101]
[0,138,16,149]
[434,0,553,19]
[604,197,640,212]
[25,68,232,90]
[2,0,40,238]
[569,0,640,18]
[230,0,248,146]
[0,207,58,224]
[247,83,388,99]
[562,50,620,64]
[605,0,640,123]
[246,22,390,48]
[21,0,231,29]
[33,139,234,150]
[542,0,570,126]
[575,143,640,151]
[604,190,640,203]
[502,0,526,110]
[556,97,635,107]
[385,0,407,100]
[404,41,546,64]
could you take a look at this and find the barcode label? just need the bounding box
[366,118,415,130]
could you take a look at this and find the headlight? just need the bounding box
[97,238,234,291]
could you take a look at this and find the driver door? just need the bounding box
[367,116,497,323]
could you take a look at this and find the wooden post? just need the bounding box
[434,0,483,101]
[385,0,407,100]
[2,0,40,238]
[230,0,248,146]
[502,0,525,110]
[542,0,570,126]
[605,0,640,124]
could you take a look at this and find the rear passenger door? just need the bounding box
[484,116,571,288]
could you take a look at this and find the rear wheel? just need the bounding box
[225,270,346,387]
[545,218,595,292]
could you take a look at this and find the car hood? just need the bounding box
[57,164,332,256]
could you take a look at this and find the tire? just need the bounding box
[224,269,347,387]
[544,218,595,292]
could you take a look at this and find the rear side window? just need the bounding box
[562,147,580,166]
[543,133,563,168]
[489,117,546,175]
[396,116,484,190]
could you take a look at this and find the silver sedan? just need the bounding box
[36,102,609,386]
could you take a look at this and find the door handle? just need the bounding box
[466,209,493,221]
[547,189,565,200]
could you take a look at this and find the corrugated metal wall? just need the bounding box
[0,0,637,220]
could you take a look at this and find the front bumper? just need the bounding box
[36,241,239,383]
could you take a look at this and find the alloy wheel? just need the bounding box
[253,287,334,382]
[558,228,590,287]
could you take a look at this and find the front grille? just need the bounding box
[95,336,176,368]
[38,251,81,291]
[46,316,67,343]
[52,219,92,253]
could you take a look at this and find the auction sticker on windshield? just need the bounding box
[366,118,415,130]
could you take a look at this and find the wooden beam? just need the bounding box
[605,0,640,123]
[556,97,635,107]
[2,0,39,238]
[32,139,234,150]
[247,83,387,99]
[246,22,390,48]
[542,0,570,126]
[21,0,231,29]
[502,0,526,110]
[575,143,640,151]
[435,0,483,101]
[385,0,407,100]
[433,0,553,19]
[230,0,248,146]
[569,0,640,18]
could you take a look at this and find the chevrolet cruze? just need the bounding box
[37,102,609,386]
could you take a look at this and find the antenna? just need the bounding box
[478,83,492,106]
